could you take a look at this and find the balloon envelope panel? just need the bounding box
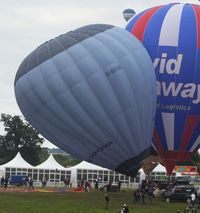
[126,4,200,174]
[15,24,156,177]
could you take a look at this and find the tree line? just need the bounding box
[0,113,80,167]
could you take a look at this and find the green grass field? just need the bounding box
[0,189,189,213]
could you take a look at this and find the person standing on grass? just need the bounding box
[29,177,34,189]
[191,192,196,207]
[1,177,5,187]
[118,180,122,192]
[4,177,8,188]
[147,184,154,203]
[42,178,47,188]
[104,193,110,209]
[140,188,145,204]
[95,178,99,191]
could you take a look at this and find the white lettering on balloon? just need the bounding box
[154,53,200,105]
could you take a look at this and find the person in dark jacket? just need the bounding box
[1,177,5,187]
[4,177,9,188]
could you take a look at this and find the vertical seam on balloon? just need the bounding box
[35,43,74,152]
[110,27,154,151]
[180,116,200,151]
[45,40,98,156]
[173,4,184,151]
[153,9,164,152]
[113,31,148,151]
[67,41,128,164]
[92,34,139,156]
[127,10,159,151]
[93,29,146,160]
[36,42,87,159]
[65,31,131,159]
[180,5,199,153]
[53,36,112,151]
[174,4,190,151]
[155,5,176,152]
[118,29,156,154]
[192,4,200,153]
[18,70,76,156]
[71,32,133,160]
[51,36,121,166]
[55,34,125,166]
[19,45,86,160]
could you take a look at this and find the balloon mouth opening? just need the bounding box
[159,150,193,175]
[115,146,151,177]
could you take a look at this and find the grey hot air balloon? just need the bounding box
[14,24,156,177]
[123,9,136,22]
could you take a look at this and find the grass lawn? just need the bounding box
[0,189,189,213]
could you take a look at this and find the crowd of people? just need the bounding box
[63,177,71,188]
[0,176,35,189]
[77,178,92,192]
[2,174,200,212]
[133,179,158,204]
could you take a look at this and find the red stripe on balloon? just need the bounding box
[180,115,200,151]
[131,6,162,41]
[192,5,200,48]
[160,150,191,175]
[153,128,163,152]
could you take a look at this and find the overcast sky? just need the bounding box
[0,0,198,148]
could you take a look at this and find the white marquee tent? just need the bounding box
[36,154,67,170]
[0,152,33,169]
[69,161,109,171]
[0,152,71,186]
[67,161,140,188]
[152,164,167,173]
[0,152,34,179]
[35,154,71,186]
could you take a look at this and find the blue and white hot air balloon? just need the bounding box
[14,24,156,177]
[126,3,200,174]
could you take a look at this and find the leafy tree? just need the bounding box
[38,148,49,164]
[0,113,44,165]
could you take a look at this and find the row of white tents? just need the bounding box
[0,152,67,171]
[0,152,70,187]
[0,152,169,188]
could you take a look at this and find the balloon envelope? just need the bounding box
[123,9,136,21]
[15,24,156,177]
[125,3,200,174]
